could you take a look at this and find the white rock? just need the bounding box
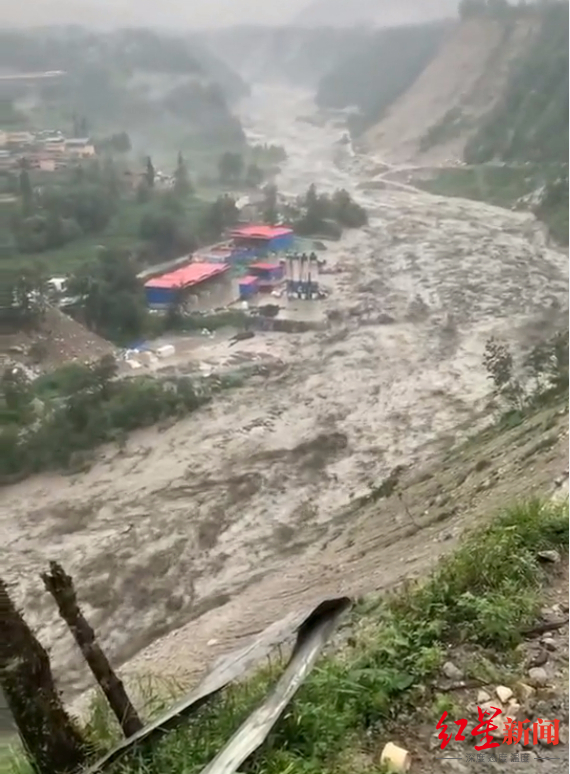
[495,686,513,703]
[516,682,536,702]
[380,742,411,773]
[506,701,521,717]
[542,637,557,651]
[528,667,548,687]
[442,661,463,681]
[538,549,561,563]
[477,689,491,703]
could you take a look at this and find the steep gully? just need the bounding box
[1,85,568,704]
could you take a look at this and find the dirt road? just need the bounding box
[1,85,568,702]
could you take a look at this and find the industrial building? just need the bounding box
[238,275,260,300]
[229,225,294,255]
[238,262,285,299]
[285,253,322,300]
[144,262,230,307]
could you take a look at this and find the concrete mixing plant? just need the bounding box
[285,252,321,300]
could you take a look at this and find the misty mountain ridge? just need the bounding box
[0,27,248,164]
[292,0,460,27]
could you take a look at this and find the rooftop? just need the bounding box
[144,262,229,290]
[249,262,282,271]
[230,225,293,240]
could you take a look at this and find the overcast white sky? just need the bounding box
[4,0,311,28]
[5,0,459,30]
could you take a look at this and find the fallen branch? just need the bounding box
[41,561,143,739]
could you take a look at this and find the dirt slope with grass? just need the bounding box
[0,307,117,373]
[364,16,538,165]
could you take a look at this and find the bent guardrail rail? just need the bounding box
[84,596,352,774]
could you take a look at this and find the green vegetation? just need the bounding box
[419,108,469,153]
[416,165,569,245]
[316,22,450,135]
[464,2,568,166]
[0,27,247,168]
[0,355,245,481]
[284,184,368,238]
[483,329,569,418]
[0,192,238,345]
[6,496,567,774]
[452,2,568,243]
[0,153,244,274]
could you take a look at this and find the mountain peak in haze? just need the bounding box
[292,0,459,28]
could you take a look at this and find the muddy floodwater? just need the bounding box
[1,85,568,702]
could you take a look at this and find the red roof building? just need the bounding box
[229,225,293,239]
[144,263,229,289]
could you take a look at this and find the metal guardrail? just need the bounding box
[85,596,351,774]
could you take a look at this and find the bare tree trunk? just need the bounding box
[0,579,88,774]
[41,562,143,739]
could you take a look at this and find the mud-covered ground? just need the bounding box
[1,86,568,701]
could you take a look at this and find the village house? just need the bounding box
[0,150,14,171]
[43,135,66,155]
[65,137,96,158]
[4,130,34,148]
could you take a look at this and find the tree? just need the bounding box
[19,167,33,214]
[245,162,264,188]
[67,249,147,343]
[458,0,486,18]
[173,151,193,198]
[331,189,368,228]
[11,266,48,326]
[0,366,33,423]
[110,131,131,153]
[139,208,196,257]
[524,329,569,396]
[40,183,114,235]
[262,184,279,225]
[483,337,523,409]
[200,195,238,241]
[145,156,155,188]
[218,151,244,184]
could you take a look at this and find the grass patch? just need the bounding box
[7,498,567,774]
[416,165,539,208]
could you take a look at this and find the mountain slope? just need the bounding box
[0,27,247,150]
[464,1,568,165]
[293,0,459,27]
[364,15,540,164]
[316,21,451,135]
[202,26,371,87]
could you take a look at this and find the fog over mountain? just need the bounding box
[0,0,306,29]
[293,0,460,27]
[3,0,459,30]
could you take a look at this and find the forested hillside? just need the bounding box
[315,22,451,134]
[0,28,248,155]
[464,1,568,165]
